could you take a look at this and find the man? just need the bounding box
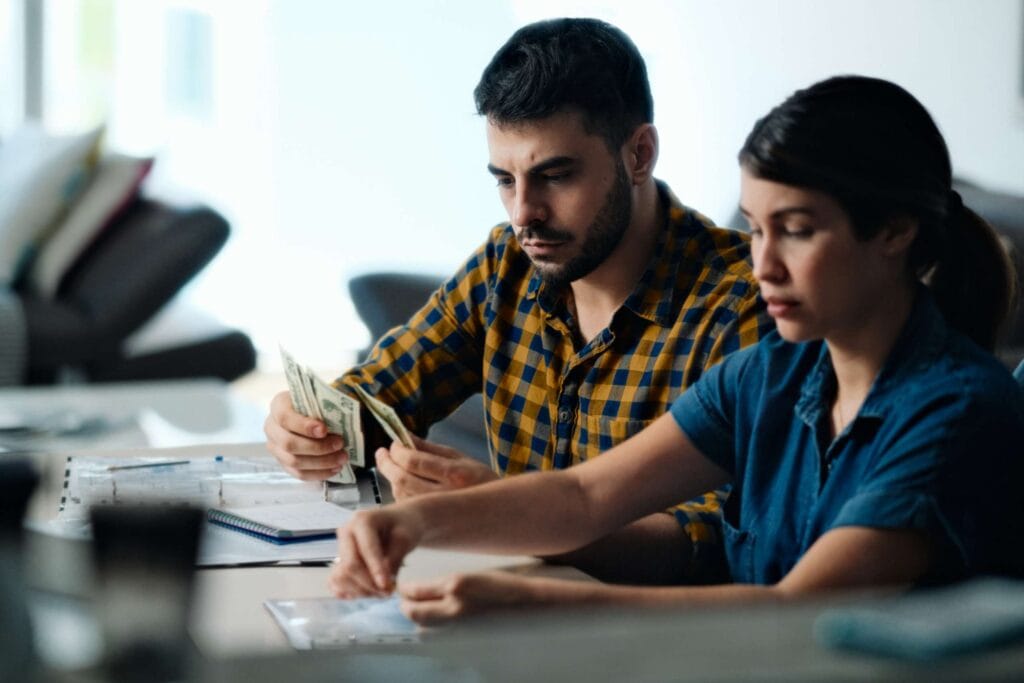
[265,18,770,584]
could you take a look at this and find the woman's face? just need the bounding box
[739,169,908,345]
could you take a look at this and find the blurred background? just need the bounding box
[3,0,1022,373]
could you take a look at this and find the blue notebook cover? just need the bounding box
[206,501,353,545]
[207,517,335,545]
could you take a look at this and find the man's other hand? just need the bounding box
[264,390,349,480]
[375,435,496,499]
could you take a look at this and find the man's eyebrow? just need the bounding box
[487,156,577,177]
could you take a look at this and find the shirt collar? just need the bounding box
[527,180,698,328]
[795,286,949,426]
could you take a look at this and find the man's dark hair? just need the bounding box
[474,18,653,150]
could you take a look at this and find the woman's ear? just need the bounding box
[880,214,918,257]
[623,123,659,185]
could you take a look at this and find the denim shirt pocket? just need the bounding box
[720,491,758,584]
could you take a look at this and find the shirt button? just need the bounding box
[558,410,570,422]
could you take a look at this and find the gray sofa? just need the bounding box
[17,197,256,384]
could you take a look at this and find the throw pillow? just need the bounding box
[0,124,104,286]
[28,153,154,297]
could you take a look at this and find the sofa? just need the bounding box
[17,197,256,384]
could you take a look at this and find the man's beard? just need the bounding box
[521,161,633,289]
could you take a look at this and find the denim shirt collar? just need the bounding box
[794,286,948,430]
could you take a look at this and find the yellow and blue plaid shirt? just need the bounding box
[341,183,772,577]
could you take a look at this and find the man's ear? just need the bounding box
[880,214,918,257]
[623,123,658,185]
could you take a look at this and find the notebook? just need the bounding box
[207,500,354,543]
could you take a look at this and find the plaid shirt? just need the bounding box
[340,183,772,577]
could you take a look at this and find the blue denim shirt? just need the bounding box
[672,291,1024,585]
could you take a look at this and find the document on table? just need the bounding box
[36,446,379,567]
[264,596,420,648]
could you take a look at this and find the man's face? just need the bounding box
[486,111,633,288]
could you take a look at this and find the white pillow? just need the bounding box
[28,153,154,297]
[0,124,104,286]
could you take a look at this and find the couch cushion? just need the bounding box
[28,153,154,297]
[0,124,104,285]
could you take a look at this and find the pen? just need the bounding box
[107,460,190,472]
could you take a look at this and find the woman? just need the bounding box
[330,76,1024,623]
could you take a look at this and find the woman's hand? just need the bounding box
[329,507,425,598]
[397,571,550,625]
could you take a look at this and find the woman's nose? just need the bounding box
[752,235,785,283]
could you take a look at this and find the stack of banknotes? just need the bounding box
[280,347,413,484]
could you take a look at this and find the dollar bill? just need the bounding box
[280,346,311,416]
[279,347,360,483]
[350,384,414,448]
[309,373,366,469]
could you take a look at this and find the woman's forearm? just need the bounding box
[527,577,788,609]
[408,468,612,556]
[399,413,726,559]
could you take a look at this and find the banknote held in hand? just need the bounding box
[279,347,414,484]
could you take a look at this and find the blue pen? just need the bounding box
[107,460,190,472]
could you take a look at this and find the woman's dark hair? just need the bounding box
[739,75,1015,350]
[474,18,653,151]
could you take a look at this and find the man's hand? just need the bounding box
[375,435,497,499]
[264,390,348,480]
[329,507,424,598]
[398,572,547,625]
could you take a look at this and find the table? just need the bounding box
[18,441,1024,681]
[0,378,267,453]
[19,443,592,666]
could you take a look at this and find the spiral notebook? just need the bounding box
[207,500,354,543]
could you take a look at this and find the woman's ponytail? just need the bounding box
[926,196,1016,350]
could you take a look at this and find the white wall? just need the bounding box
[21,0,1024,368]
[265,0,1024,266]
[225,0,1024,366]
[637,0,1024,223]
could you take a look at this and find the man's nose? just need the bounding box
[511,184,548,228]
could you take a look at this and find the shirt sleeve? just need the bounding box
[667,346,757,583]
[670,347,753,476]
[336,228,504,451]
[827,376,1024,581]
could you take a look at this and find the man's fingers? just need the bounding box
[270,391,330,438]
[388,443,452,480]
[375,448,448,498]
[265,416,346,457]
[415,438,465,460]
[265,439,346,472]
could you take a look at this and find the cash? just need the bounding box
[279,347,415,480]
[350,384,414,448]
[280,347,361,483]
